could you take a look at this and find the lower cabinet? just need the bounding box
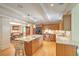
[49,34,56,41]
[43,34,56,42]
[32,39,41,54]
[56,43,77,56]
[24,38,43,56]
[24,41,32,56]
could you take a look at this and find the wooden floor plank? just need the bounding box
[0,41,56,56]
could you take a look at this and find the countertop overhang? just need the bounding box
[15,35,43,42]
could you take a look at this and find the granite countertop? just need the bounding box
[15,35,43,42]
[56,35,78,46]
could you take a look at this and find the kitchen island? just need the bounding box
[16,35,43,56]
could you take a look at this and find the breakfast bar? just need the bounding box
[16,35,43,56]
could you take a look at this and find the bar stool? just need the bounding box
[14,40,25,56]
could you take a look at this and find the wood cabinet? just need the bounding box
[59,21,64,30]
[26,26,30,35]
[43,34,50,41]
[56,43,64,56]
[24,38,43,56]
[42,24,59,30]
[63,15,71,31]
[43,34,56,42]
[56,43,77,56]
[49,34,56,42]
[32,38,42,54]
[24,41,32,56]
[32,39,39,54]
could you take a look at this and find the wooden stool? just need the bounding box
[14,40,25,56]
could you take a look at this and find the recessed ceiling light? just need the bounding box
[50,4,54,7]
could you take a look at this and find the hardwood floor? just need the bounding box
[0,44,15,56]
[33,41,56,56]
[0,40,56,56]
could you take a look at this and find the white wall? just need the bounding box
[72,4,79,44]
[0,15,27,50]
[0,16,10,50]
[0,18,2,49]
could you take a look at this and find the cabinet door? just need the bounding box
[26,27,30,35]
[49,34,56,42]
[43,34,50,41]
[56,43,77,56]
[24,42,32,56]
[56,43,64,56]
[64,45,77,56]
[32,39,39,54]
[38,37,43,47]
[63,15,71,31]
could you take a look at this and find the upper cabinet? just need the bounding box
[42,24,59,30]
[59,20,64,30]
[63,15,71,31]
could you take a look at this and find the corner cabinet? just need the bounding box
[56,43,77,56]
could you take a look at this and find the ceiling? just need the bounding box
[0,3,76,24]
